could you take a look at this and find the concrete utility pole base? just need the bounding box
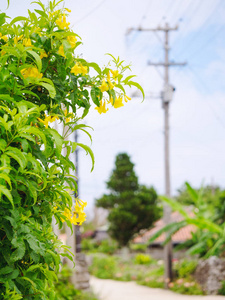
[75,253,90,291]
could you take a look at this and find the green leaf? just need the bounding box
[26,234,39,252]
[10,16,29,26]
[187,217,222,234]
[11,240,25,262]
[148,221,185,244]
[0,173,12,189]
[123,75,137,84]
[115,83,125,94]
[0,13,6,26]
[185,182,198,203]
[71,124,93,142]
[0,139,7,151]
[127,80,145,100]
[76,142,95,172]
[19,126,46,147]
[5,147,27,169]
[90,87,100,106]
[160,196,190,219]
[19,276,36,287]
[47,128,63,156]
[0,266,14,275]
[34,9,48,18]
[39,82,56,98]
[0,94,14,104]
[88,62,101,75]
[27,50,42,72]
[0,185,14,207]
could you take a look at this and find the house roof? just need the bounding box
[133,210,196,245]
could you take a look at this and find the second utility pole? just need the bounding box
[129,23,186,285]
[149,23,186,286]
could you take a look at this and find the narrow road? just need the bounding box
[90,276,225,300]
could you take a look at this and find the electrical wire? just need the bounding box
[174,0,223,58]
[159,0,176,24]
[187,65,225,129]
[186,24,225,59]
[168,0,185,25]
[73,0,107,25]
[138,0,153,27]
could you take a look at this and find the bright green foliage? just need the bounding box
[149,182,225,258]
[96,153,160,247]
[134,254,152,265]
[89,255,118,279]
[174,259,198,278]
[169,280,204,295]
[0,1,143,298]
[130,243,148,253]
[53,265,98,300]
[81,238,118,255]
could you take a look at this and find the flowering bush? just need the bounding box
[0,0,144,298]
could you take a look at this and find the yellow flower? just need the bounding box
[40,51,48,59]
[71,63,82,75]
[107,71,115,89]
[63,198,87,225]
[65,8,71,13]
[110,96,124,108]
[21,67,43,79]
[23,38,32,47]
[108,80,115,90]
[95,100,109,114]
[56,13,70,29]
[34,27,41,33]
[110,69,119,79]
[63,208,72,222]
[0,33,8,42]
[124,95,131,102]
[67,35,77,48]
[14,35,23,45]
[99,79,109,92]
[58,45,66,57]
[64,109,74,123]
[80,65,88,75]
[37,114,58,128]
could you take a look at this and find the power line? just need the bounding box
[74,0,107,25]
[187,24,225,58]
[187,65,225,129]
[138,0,153,27]
[168,0,185,24]
[174,0,223,58]
[159,0,176,24]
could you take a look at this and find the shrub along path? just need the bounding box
[90,276,225,300]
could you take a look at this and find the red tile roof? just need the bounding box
[134,210,196,244]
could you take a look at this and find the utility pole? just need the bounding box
[127,23,186,286]
[75,130,81,254]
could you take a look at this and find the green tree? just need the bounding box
[96,153,160,247]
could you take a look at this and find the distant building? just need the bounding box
[133,210,196,259]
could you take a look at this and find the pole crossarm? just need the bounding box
[148,62,187,66]
[127,25,179,34]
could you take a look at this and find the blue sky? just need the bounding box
[4,0,225,216]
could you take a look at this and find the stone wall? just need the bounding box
[194,256,225,295]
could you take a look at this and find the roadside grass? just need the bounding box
[88,253,204,295]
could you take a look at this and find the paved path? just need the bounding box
[90,276,225,300]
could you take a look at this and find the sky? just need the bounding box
[4,0,225,217]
